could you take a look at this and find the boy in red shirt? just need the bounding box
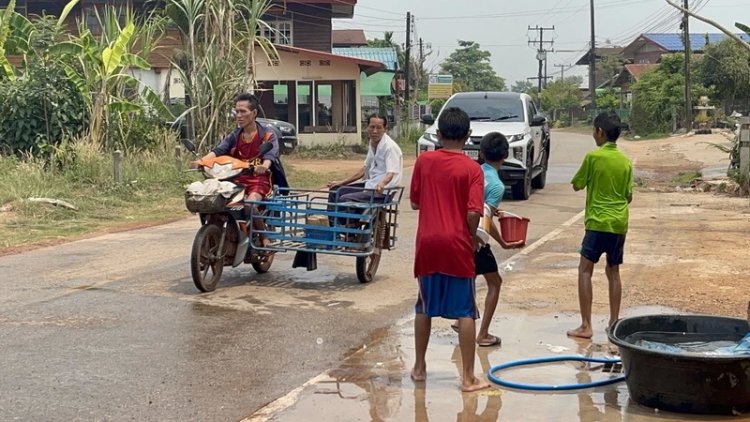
[410,107,490,392]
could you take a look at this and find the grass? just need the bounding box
[671,170,702,185]
[0,136,354,251]
[289,142,366,160]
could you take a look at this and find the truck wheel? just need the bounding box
[532,148,549,189]
[512,170,532,200]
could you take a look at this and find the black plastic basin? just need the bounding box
[608,314,750,415]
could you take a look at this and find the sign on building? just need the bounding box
[428,74,453,99]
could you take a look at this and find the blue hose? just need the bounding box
[487,355,626,391]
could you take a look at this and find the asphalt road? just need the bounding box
[0,130,596,421]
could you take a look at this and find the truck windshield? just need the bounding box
[443,97,525,123]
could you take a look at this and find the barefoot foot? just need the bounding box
[411,365,426,382]
[461,376,491,392]
[567,325,593,339]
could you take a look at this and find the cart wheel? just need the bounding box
[252,253,274,273]
[356,249,381,283]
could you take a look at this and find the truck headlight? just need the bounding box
[422,133,438,143]
[513,147,524,161]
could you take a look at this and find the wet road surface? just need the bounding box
[1,131,611,420]
[261,307,737,422]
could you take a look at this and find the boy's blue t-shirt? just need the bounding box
[481,163,504,208]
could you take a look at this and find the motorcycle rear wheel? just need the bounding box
[191,224,225,292]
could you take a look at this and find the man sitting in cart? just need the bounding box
[326,112,403,225]
[192,93,280,246]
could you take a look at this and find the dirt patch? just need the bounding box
[620,132,731,188]
[504,132,750,320]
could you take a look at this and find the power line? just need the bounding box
[528,25,555,99]
[416,0,654,21]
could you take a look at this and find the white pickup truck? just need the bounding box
[417,91,550,200]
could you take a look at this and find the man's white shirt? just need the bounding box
[363,134,403,189]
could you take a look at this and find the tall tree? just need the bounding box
[440,40,505,92]
[630,53,712,135]
[511,80,534,93]
[700,38,750,111]
[540,76,582,121]
[595,53,625,88]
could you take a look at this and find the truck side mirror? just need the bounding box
[530,115,547,127]
[420,114,435,125]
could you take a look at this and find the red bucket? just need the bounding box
[498,213,530,244]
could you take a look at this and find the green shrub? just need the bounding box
[0,63,87,155]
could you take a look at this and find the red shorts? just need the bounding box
[236,174,272,198]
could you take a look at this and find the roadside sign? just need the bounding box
[428,74,453,99]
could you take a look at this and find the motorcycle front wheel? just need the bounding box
[191,224,225,292]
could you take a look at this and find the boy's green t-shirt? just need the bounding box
[571,142,633,235]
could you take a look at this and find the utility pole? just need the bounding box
[682,0,692,131]
[528,25,555,94]
[554,64,567,80]
[419,38,424,91]
[739,117,750,195]
[589,0,597,110]
[404,12,412,107]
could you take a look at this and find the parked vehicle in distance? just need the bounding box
[418,92,550,200]
[257,117,298,154]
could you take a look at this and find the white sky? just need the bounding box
[333,0,745,86]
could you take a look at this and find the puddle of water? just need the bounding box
[268,306,740,421]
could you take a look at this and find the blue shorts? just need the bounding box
[580,230,626,266]
[415,273,478,319]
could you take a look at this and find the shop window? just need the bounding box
[316,83,332,127]
[273,83,290,123]
[297,82,313,131]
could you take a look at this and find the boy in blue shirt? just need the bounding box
[452,132,524,346]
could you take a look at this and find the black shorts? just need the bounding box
[580,230,626,266]
[475,245,499,275]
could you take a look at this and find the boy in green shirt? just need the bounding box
[567,112,633,339]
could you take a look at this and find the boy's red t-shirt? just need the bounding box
[411,149,484,278]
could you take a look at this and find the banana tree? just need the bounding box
[53,4,173,147]
[0,0,16,78]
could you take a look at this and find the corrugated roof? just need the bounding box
[642,33,750,52]
[331,47,399,71]
[274,44,384,75]
[332,29,368,46]
[624,63,658,81]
